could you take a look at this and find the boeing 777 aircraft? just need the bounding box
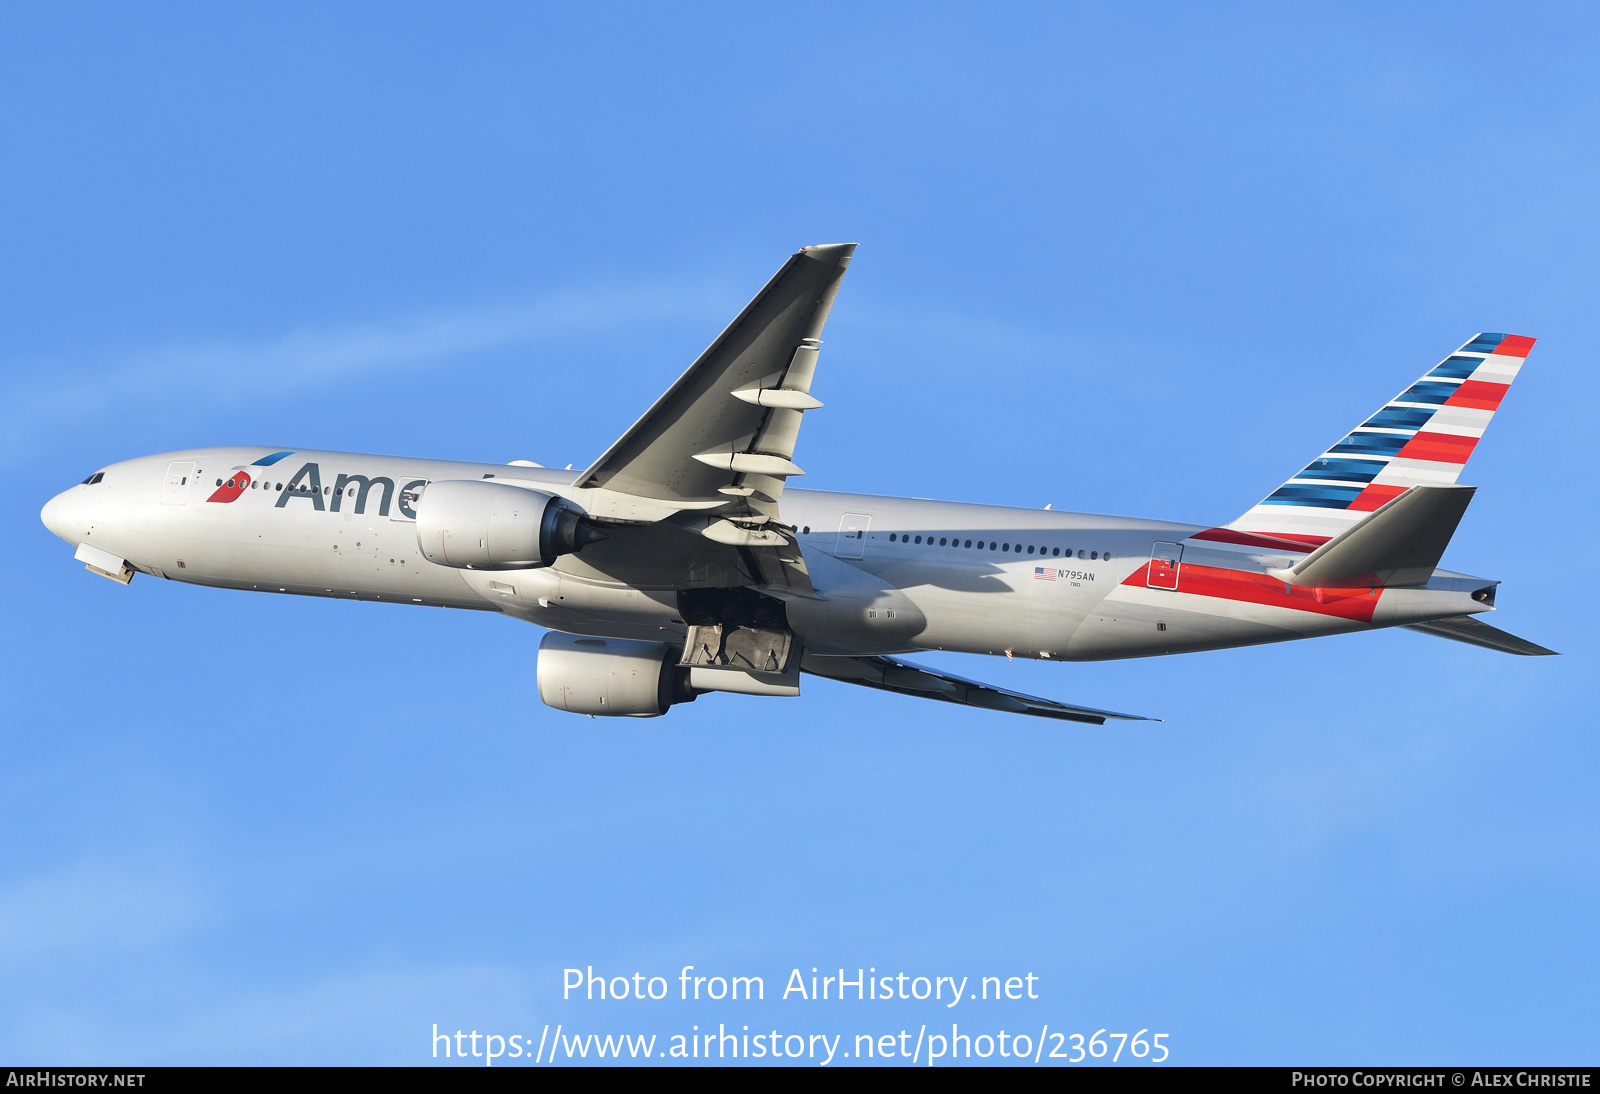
[39,244,1553,723]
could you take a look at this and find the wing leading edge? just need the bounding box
[801,653,1157,725]
[555,244,856,596]
[575,243,856,513]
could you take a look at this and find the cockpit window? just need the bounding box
[80,472,105,485]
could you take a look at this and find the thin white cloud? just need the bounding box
[0,859,203,964]
[0,958,532,1063]
[0,283,721,468]
[156,964,531,1062]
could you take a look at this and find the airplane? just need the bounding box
[38,243,1554,725]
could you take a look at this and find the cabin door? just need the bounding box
[1147,541,1183,590]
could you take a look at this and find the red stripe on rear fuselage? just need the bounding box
[1122,562,1381,622]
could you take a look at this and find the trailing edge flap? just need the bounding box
[1282,484,1475,588]
[550,507,814,596]
[574,244,856,515]
[800,653,1156,725]
[1403,617,1557,656]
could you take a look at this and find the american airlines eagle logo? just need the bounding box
[206,451,294,503]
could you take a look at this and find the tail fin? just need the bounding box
[1200,333,1535,551]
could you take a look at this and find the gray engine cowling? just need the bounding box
[415,480,604,570]
[536,632,697,717]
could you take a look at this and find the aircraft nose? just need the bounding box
[40,488,81,545]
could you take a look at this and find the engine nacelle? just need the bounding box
[536,632,697,717]
[415,480,604,570]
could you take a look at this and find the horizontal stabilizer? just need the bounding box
[1404,617,1557,656]
[801,653,1155,724]
[1284,484,1474,588]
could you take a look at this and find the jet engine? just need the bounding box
[536,632,698,717]
[415,480,605,570]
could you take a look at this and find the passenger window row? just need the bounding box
[884,532,1111,561]
[214,479,356,497]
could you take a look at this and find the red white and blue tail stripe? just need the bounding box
[1204,333,1535,550]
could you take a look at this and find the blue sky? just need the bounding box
[2,2,1595,1066]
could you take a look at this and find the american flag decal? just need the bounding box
[1034,567,1057,581]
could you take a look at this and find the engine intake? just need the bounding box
[537,633,697,717]
[415,480,605,570]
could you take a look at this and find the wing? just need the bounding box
[1403,616,1557,656]
[561,243,855,595]
[801,653,1157,725]
[575,243,855,519]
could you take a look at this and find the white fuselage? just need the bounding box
[40,446,1496,663]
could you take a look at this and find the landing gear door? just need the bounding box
[835,513,871,560]
[1147,541,1183,590]
[162,461,196,505]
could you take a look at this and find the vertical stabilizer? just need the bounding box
[1202,333,1535,550]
